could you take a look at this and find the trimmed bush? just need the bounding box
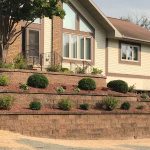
[121,102,131,110]
[58,99,72,111]
[107,80,128,93]
[101,97,119,111]
[0,96,14,110]
[80,103,89,110]
[0,75,9,86]
[27,73,49,89]
[78,78,96,90]
[29,101,42,110]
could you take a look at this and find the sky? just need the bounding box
[93,0,150,18]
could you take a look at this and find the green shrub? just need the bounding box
[107,80,128,93]
[27,74,49,89]
[19,83,29,91]
[56,86,65,94]
[29,101,42,110]
[121,102,131,110]
[73,87,80,94]
[141,93,149,100]
[0,75,9,86]
[0,61,14,69]
[0,96,14,110]
[75,67,86,74]
[91,68,103,75]
[13,54,27,69]
[58,99,72,111]
[128,84,136,93]
[61,68,70,73]
[78,78,96,90]
[80,103,89,110]
[46,65,61,72]
[101,97,119,111]
[136,105,144,110]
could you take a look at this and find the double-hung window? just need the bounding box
[63,3,94,61]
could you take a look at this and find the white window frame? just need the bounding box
[63,33,92,62]
[121,43,140,62]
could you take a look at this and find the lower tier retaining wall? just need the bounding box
[0,113,150,140]
[0,93,137,108]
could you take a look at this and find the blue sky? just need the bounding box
[93,0,150,18]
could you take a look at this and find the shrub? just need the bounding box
[91,68,103,75]
[136,105,144,110]
[19,83,29,91]
[56,86,65,94]
[78,78,96,90]
[73,87,80,94]
[13,54,27,69]
[27,73,49,89]
[46,65,61,72]
[107,80,128,93]
[128,84,136,93]
[0,61,14,69]
[80,103,89,110]
[58,99,72,111]
[0,75,9,86]
[0,96,14,110]
[141,93,149,100]
[29,101,42,110]
[121,102,131,110]
[75,67,86,74]
[101,97,119,111]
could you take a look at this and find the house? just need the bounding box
[6,0,150,91]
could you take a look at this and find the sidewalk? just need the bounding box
[0,130,150,150]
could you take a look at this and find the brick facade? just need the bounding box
[52,16,63,64]
[5,24,22,63]
[0,113,150,139]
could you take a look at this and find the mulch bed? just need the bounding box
[0,84,136,97]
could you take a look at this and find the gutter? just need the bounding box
[122,35,150,45]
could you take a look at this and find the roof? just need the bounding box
[108,17,150,43]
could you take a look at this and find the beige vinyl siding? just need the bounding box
[62,0,106,75]
[107,39,150,90]
[108,39,150,76]
[43,17,52,67]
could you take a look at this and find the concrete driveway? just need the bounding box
[0,131,150,150]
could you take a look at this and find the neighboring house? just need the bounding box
[6,0,150,91]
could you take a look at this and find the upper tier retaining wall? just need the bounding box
[0,69,106,88]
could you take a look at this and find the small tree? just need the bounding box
[120,14,150,30]
[0,0,67,61]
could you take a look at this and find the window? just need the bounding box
[63,3,76,30]
[63,3,94,62]
[63,34,92,60]
[29,30,39,57]
[79,18,92,33]
[121,43,140,62]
